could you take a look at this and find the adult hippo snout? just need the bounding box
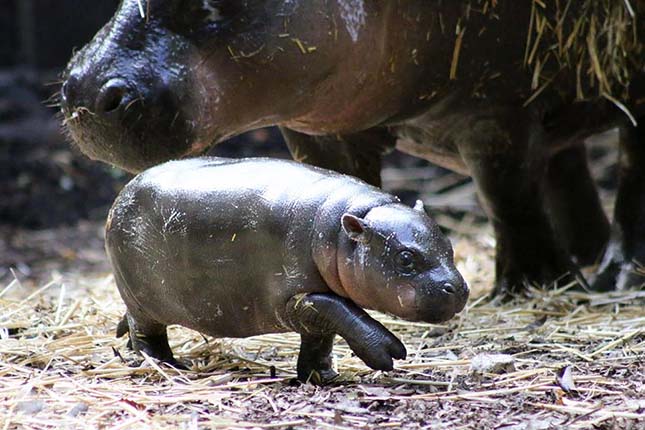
[60,0,207,173]
[63,73,134,115]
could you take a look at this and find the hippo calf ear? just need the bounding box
[341,214,372,243]
[413,200,426,213]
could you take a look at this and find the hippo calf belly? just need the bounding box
[106,157,468,383]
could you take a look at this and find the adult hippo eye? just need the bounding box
[200,0,224,23]
[395,250,416,273]
[172,0,227,32]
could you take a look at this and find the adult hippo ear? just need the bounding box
[413,200,426,213]
[341,214,372,244]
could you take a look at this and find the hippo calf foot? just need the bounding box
[286,294,407,382]
[349,328,407,372]
[297,333,339,385]
[116,313,188,370]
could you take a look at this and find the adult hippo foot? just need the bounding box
[491,232,589,299]
[591,238,645,292]
[592,120,645,292]
[493,269,588,301]
[286,294,406,384]
[592,258,644,292]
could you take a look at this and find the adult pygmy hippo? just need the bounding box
[106,157,468,383]
[62,1,645,295]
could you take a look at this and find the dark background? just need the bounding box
[1,0,126,228]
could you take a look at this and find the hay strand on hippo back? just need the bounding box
[527,0,642,104]
[470,0,643,106]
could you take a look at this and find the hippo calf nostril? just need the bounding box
[442,283,456,295]
[96,79,129,114]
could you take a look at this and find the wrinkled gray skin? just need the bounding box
[106,157,468,383]
[62,0,645,296]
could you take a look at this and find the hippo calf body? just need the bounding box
[106,157,468,382]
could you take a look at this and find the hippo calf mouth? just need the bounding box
[393,277,469,324]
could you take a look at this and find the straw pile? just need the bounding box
[1,230,643,429]
[524,0,643,102]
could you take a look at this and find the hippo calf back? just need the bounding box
[106,157,468,382]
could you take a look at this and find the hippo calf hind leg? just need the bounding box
[286,294,406,384]
[544,144,610,266]
[117,311,185,369]
[593,120,645,290]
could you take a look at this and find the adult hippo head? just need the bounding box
[61,0,431,173]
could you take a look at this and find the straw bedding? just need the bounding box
[1,229,643,429]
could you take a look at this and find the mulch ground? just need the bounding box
[1,222,643,430]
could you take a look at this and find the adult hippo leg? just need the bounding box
[286,294,406,384]
[280,128,396,187]
[544,144,610,266]
[460,114,581,296]
[593,120,645,291]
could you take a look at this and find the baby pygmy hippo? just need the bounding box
[106,157,468,384]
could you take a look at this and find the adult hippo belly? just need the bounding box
[60,0,645,296]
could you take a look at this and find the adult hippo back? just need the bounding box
[60,1,645,296]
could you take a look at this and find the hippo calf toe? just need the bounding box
[106,157,468,383]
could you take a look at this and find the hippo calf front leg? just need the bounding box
[286,294,407,384]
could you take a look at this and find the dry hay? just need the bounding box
[525,0,643,104]
[1,231,643,430]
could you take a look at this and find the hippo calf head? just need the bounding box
[61,0,429,172]
[338,201,469,323]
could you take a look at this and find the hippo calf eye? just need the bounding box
[395,250,416,272]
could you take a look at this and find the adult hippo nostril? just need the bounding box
[96,79,130,114]
[61,80,70,104]
[60,74,81,110]
[442,283,456,295]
